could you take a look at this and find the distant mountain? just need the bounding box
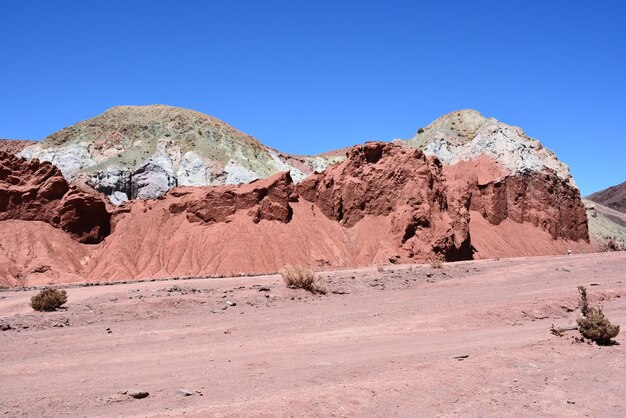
[586,181,626,214]
[17,105,343,204]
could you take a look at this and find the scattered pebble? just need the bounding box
[125,390,149,399]
[177,388,194,397]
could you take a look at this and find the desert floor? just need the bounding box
[1,252,625,417]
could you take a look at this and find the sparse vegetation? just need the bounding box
[550,324,565,337]
[30,287,68,312]
[428,255,444,269]
[417,127,425,134]
[577,308,620,345]
[576,286,620,345]
[280,265,325,294]
[578,285,589,317]
[602,236,624,252]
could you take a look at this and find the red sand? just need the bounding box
[469,211,593,259]
[1,252,624,416]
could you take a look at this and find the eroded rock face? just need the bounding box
[299,142,473,260]
[443,157,589,242]
[0,142,596,287]
[167,171,297,225]
[0,152,110,243]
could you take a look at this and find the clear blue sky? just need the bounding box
[1,1,624,195]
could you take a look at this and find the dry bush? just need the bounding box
[376,264,385,273]
[576,285,620,345]
[550,324,565,337]
[280,265,325,294]
[578,285,589,317]
[603,236,623,252]
[428,255,444,269]
[30,288,67,312]
[577,308,620,345]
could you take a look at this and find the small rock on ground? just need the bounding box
[177,388,194,396]
[124,390,149,399]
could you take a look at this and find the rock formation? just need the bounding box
[0,108,597,286]
[404,109,575,187]
[299,143,472,260]
[168,171,297,225]
[443,157,588,242]
[17,105,343,203]
[0,139,36,154]
[0,151,110,243]
[400,109,590,258]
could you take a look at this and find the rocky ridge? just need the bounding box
[17,105,342,204]
[14,107,581,211]
[403,109,576,187]
[0,142,593,286]
[586,180,626,214]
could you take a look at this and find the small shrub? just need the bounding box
[30,288,67,312]
[550,324,565,337]
[578,286,589,317]
[280,265,325,294]
[603,236,623,252]
[428,255,444,269]
[577,308,620,345]
[576,285,620,345]
[376,264,385,273]
[417,128,425,134]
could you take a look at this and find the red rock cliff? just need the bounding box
[299,142,473,261]
[0,152,110,243]
[444,157,589,242]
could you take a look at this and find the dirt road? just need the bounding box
[1,252,625,417]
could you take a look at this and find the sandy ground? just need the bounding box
[1,252,625,417]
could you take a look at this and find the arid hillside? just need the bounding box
[587,180,626,214]
[16,105,343,204]
[0,142,593,287]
